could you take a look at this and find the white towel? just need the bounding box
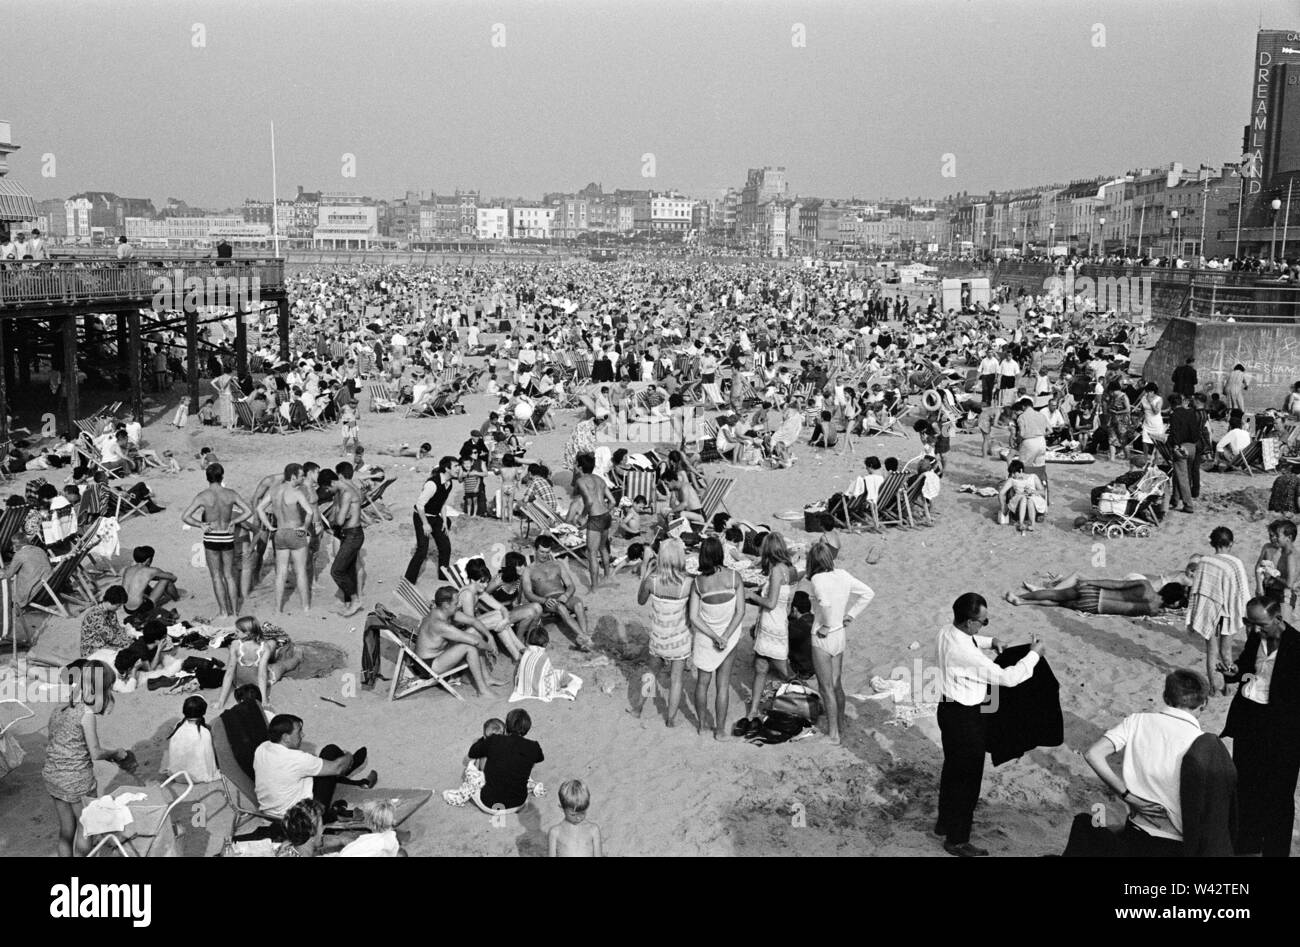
[509,646,583,703]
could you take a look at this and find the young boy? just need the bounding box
[442,718,506,806]
[977,406,994,459]
[547,779,602,857]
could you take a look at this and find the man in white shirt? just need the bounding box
[1082,669,1211,855]
[977,352,999,406]
[1211,418,1252,470]
[27,228,46,260]
[11,232,28,259]
[253,714,372,820]
[935,592,1044,856]
[115,235,135,261]
[844,456,884,505]
[0,232,14,260]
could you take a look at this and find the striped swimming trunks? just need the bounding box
[203,528,236,552]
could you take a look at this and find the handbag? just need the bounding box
[769,682,822,723]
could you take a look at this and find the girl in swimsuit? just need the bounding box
[215,616,301,709]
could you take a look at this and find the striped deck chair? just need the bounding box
[357,353,376,377]
[28,519,103,617]
[360,478,397,524]
[902,473,934,527]
[394,578,432,619]
[697,420,723,463]
[1224,440,1265,476]
[861,401,908,438]
[573,355,591,382]
[701,382,725,408]
[97,480,147,521]
[74,417,106,441]
[381,628,467,701]
[75,437,124,481]
[367,382,398,413]
[622,470,659,512]
[872,472,912,529]
[0,506,27,563]
[830,490,877,532]
[700,477,734,521]
[736,377,762,406]
[232,400,270,434]
[518,501,588,565]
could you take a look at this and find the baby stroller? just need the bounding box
[1081,465,1169,538]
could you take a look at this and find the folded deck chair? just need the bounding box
[394,578,433,619]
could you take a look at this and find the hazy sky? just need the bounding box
[2,0,1294,207]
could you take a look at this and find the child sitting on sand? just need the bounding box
[442,718,544,806]
[547,779,602,857]
[198,446,221,470]
[336,800,404,857]
[162,695,219,783]
[616,496,646,539]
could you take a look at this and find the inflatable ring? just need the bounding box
[921,389,942,412]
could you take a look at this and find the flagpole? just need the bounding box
[1283,177,1294,261]
[270,121,280,259]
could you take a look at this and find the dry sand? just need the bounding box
[0,356,1285,857]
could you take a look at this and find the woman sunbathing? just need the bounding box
[1004,572,1189,617]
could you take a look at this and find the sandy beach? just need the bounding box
[0,351,1280,857]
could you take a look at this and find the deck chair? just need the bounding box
[394,578,432,619]
[380,627,467,701]
[233,400,274,434]
[701,382,726,408]
[85,772,194,858]
[97,481,148,521]
[517,501,588,565]
[28,536,100,617]
[1222,440,1264,476]
[700,477,734,521]
[872,472,912,529]
[0,505,27,564]
[902,473,934,527]
[359,478,397,524]
[367,382,398,413]
[75,436,125,480]
[829,489,875,533]
[861,401,908,438]
[74,417,106,441]
[622,470,659,513]
[210,722,282,838]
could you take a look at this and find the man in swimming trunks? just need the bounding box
[120,545,181,619]
[181,463,254,618]
[1004,573,1188,617]
[568,451,614,590]
[321,462,365,617]
[664,468,705,529]
[242,469,284,600]
[415,586,502,697]
[257,463,316,615]
[522,535,593,651]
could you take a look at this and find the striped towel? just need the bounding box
[509,646,583,703]
[1186,554,1250,641]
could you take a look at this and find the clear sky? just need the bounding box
[1,0,1294,207]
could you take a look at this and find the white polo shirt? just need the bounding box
[254,741,324,818]
[1102,707,1202,841]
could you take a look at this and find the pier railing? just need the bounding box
[0,259,285,310]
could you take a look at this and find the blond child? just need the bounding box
[340,404,360,453]
[547,779,602,857]
[337,800,404,857]
[977,407,994,459]
[442,718,546,806]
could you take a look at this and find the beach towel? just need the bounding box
[1186,553,1249,642]
[509,646,582,703]
[80,791,147,836]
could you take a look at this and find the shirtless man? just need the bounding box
[522,535,593,651]
[567,451,614,589]
[320,463,365,617]
[120,545,180,620]
[180,464,254,617]
[257,463,316,614]
[664,468,705,529]
[415,586,501,697]
[242,469,283,600]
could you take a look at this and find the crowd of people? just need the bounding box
[5,252,1299,860]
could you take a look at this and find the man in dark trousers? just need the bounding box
[1166,392,1201,514]
[934,592,1044,856]
[1172,356,1198,400]
[1222,596,1300,856]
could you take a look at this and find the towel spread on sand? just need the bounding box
[509,646,582,703]
[1186,553,1249,641]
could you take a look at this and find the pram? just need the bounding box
[1080,465,1169,538]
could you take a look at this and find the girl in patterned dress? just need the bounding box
[636,538,692,727]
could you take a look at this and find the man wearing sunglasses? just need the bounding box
[935,592,1045,856]
[1222,597,1300,856]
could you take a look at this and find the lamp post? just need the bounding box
[1098,215,1106,259]
[1170,210,1179,259]
[1271,197,1282,263]
[1048,222,1055,258]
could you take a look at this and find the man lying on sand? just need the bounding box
[1004,568,1193,617]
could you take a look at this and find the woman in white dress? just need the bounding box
[688,537,747,740]
[737,532,796,736]
[1138,383,1166,455]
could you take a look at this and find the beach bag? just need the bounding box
[770,682,822,724]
